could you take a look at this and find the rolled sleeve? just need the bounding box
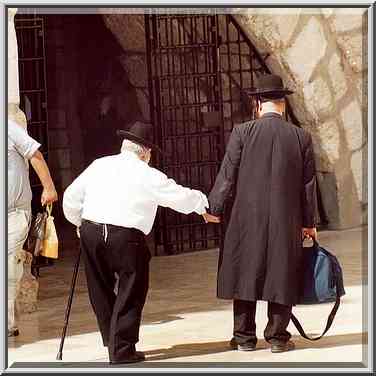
[8,120,41,160]
[190,190,209,215]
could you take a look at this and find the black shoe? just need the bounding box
[230,338,256,351]
[271,340,295,353]
[110,351,145,364]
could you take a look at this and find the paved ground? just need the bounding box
[8,226,369,370]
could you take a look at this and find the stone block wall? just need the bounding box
[234,8,368,229]
[44,15,79,221]
[101,14,151,123]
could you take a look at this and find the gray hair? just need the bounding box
[121,139,150,157]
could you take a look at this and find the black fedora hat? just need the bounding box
[244,74,294,98]
[117,121,162,154]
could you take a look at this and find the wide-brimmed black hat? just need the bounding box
[117,121,162,154]
[244,74,294,99]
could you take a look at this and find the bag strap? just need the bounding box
[290,278,341,341]
[46,203,53,217]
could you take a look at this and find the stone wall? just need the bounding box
[44,15,75,210]
[8,8,27,127]
[234,8,368,228]
[101,14,151,123]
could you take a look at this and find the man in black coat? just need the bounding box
[208,74,318,353]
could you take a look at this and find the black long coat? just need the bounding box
[209,112,317,306]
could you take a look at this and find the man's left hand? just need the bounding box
[302,227,317,241]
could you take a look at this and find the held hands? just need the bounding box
[302,227,317,241]
[202,212,221,224]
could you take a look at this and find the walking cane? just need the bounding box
[56,243,82,360]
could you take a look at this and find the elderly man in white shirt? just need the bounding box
[63,121,217,364]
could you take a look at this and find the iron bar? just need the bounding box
[145,15,160,256]
[154,42,216,50]
[226,16,235,132]
[18,56,44,61]
[152,15,170,254]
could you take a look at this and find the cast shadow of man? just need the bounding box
[142,314,185,326]
[143,332,364,362]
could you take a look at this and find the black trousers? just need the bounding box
[80,220,150,363]
[233,300,292,346]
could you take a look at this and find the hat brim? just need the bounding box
[244,88,294,97]
[117,130,162,154]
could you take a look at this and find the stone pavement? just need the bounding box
[8,226,368,370]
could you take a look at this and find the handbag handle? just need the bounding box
[290,277,341,341]
[292,237,340,340]
[302,236,318,246]
[46,203,53,217]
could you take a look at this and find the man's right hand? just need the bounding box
[202,212,221,224]
[41,187,58,206]
[302,227,317,241]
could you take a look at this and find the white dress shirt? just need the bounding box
[63,151,209,235]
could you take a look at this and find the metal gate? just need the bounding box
[145,13,321,255]
[14,14,49,208]
[15,13,52,274]
[145,14,224,255]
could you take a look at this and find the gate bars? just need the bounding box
[15,14,49,190]
[146,14,225,255]
[145,13,321,255]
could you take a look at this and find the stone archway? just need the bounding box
[101,8,367,230]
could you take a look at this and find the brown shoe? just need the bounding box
[271,340,295,353]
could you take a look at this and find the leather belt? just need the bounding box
[81,219,144,237]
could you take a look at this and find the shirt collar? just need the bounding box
[120,150,147,164]
[261,111,283,119]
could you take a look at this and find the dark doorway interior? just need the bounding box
[15,13,148,262]
[75,15,140,166]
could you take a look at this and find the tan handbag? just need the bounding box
[40,203,59,259]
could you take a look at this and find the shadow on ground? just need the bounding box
[143,333,365,361]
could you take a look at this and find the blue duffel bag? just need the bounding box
[291,239,346,340]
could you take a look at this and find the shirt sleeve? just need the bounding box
[8,120,41,159]
[147,168,209,215]
[63,162,95,227]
